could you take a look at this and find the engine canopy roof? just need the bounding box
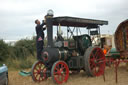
[52,16,108,28]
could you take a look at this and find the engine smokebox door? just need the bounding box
[41,48,59,64]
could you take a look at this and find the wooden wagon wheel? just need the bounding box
[84,47,106,76]
[51,61,69,84]
[31,61,47,82]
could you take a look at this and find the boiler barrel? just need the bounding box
[41,48,68,64]
[114,19,128,58]
[41,48,60,64]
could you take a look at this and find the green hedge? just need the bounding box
[0,39,9,61]
[0,36,48,69]
[0,36,37,61]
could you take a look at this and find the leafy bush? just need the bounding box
[0,39,9,61]
[14,37,36,58]
[0,36,48,69]
[0,36,37,69]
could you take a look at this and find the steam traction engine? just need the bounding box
[31,10,108,84]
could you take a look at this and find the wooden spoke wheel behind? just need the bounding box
[84,47,106,76]
[31,61,47,82]
[51,61,69,84]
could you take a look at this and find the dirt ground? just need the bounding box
[8,65,128,85]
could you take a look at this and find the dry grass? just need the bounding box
[6,56,36,70]
[8,64,128,85]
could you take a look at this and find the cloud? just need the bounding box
[0,0,128,40]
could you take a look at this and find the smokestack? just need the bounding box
[46,10,54,47]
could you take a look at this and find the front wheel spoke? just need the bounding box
[38,64,41,68]
[56,64,60,69]
[61,64,64,68]
[40,78,43,81]
[35,74,38,78]
[55,68,60,73]
[62,73,65,81]
[38,64,42,70]
[57,74,61,81]
[39,76,41,81]
[35,67,39,72]
[61,66,65,71]
[60,67,65,72]
[34,72,38,74]
[55,65,60,70]
[41,68,46,73]
[41,76,45,81]
[40,64,45,69]
[54,71,59,75]
[61,74,64,81]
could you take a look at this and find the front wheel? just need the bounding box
[31,61,47,82]
[51,61,69,84]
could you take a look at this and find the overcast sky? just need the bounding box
[0,0,128,40]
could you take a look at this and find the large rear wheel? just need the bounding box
[84,47,106,76]
[51,61,69,84]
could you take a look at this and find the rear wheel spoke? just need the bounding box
[95,49,100,59]
[90,61,96,69]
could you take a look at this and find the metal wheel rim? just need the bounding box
[85,47,106,77]
[89,47,105,76]
[51,61,69,84]
[31,61,46,82]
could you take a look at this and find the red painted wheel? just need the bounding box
[31,61,47,82]
[84,47,106,76]
[51,61,69,84]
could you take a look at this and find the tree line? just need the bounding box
[0,36,36,62]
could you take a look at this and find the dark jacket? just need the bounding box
[35,23,46,41]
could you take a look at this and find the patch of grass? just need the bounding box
[5,55,36,71]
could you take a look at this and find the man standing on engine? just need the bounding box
[35,19,46,60]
